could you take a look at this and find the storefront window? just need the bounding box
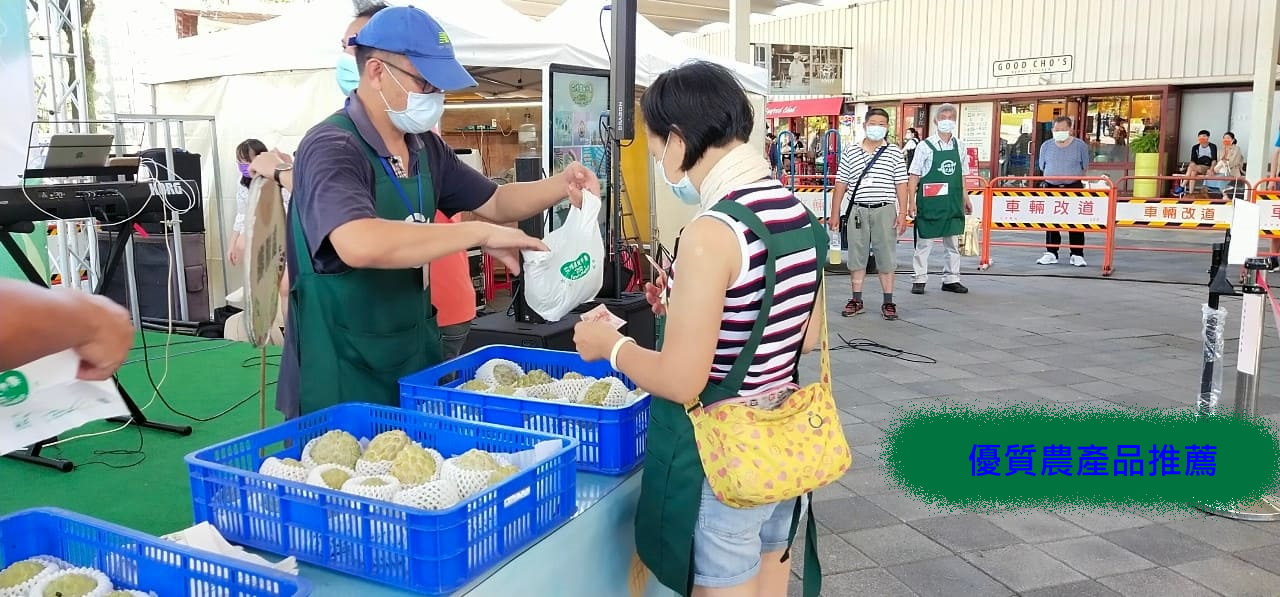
[1085,95,1161,163]
[999,102,1034,184]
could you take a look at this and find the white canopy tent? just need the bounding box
[135,0,601,306]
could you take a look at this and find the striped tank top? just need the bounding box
[671,179,821,396]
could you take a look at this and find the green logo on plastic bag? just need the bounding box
[0,370,30,407]
[560,252,592,280]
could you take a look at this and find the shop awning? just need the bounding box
[765,97,845,118]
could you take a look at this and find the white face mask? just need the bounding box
[379,66,444,134]
[1053,130,1071,142]
[865,125,888,141]
[936,119,957,134]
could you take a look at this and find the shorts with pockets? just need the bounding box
[845,202,899,272]
[693,480,809,588]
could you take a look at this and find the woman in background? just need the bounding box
[228,138,268,266]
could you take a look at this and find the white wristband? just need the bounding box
[609,336,635,371]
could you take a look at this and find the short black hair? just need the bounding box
[1198,129,1211,137]
[864,108,890,122]
[354,44,384,76]
[1053,115,1072,127]
[355,2,388,19]
[641,61,753,171]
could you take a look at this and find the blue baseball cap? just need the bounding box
[352,5,476,92]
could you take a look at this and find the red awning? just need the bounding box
[765,97,844,119]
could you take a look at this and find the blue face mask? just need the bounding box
[379,67,444,134]
[657,140,700,205]
[336,54,359,96]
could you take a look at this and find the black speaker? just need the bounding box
[514,156,544,239]
[97,231,211,323]
[138,148,204,234]
[610,0,637,141]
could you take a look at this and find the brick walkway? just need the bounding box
[792,230,1280,596]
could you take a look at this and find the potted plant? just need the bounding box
[1130,131,1160,198]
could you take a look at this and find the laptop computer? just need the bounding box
[41,133,114,169]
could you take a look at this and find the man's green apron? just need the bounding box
[288,113,443,415]
[914,139,965,239]
[636,199,826,597]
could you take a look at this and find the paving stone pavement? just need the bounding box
[788,232,1280,596]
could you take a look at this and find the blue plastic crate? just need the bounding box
[399,345,650,475]
[185,403,576,596]
[0,507,309,596]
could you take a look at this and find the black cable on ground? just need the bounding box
[137,330,278,423]
[830,333,938,364]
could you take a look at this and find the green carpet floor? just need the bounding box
[0,332,283,536]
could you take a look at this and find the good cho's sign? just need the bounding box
[993,55,1073,77]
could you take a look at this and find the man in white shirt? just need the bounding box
[907,104,972,295]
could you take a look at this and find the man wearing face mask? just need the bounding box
[907,104,971,295]
[275,5,598,420]
[829,108,909,320]
[1034,116,1090,267]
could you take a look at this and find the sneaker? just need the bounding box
[1069,255,1087,267]
[842,298,865,317]
[881,303,898,320]
[911,283,925,294]
[1036,252,1059,265]
[941,282,969,294]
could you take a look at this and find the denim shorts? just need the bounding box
[693,480,808,588]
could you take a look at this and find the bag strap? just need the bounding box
[842,144,890,221]
[778,494,824,597]
[698,200,826,406]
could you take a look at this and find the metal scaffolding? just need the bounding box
[27,0,88,133]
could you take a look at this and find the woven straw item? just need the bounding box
[29,567,114,597]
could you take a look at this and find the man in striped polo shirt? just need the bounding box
[829,108,909,320]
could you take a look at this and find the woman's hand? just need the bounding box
[574,320,624,362]
[643,267,669,316]
[227,233,245,266]
[248,149,291,178]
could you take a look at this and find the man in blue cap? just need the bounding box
[274,5,600,419]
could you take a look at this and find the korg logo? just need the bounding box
[150,181,184,196]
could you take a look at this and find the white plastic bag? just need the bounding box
[522,191,605,321]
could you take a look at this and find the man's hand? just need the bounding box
[964,201,973,216]
[227,233,245,266]
[896,213,908,236]
[560,162,601,208]
[73,294,133,380]
[827,216,841,231]
[479,223,549,275]
[248,149,291,178]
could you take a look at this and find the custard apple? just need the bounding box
[33,568,111,597]
[488,464,520,486]
[307,463,356,490]
[304,430,362,469]
[0,559,49,589]
[389,443,441,486]
[458,380,491,392]
[516,370,555,387]
[476,359,524,386]
[491,385,518,396]
[363,430,411,462]
[562,372,586,380]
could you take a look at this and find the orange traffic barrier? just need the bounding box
[1253,178,1280,238]
[1109,176,1249,266]
[979,175,1117,276]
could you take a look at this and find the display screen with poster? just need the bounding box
[547,64,610,230]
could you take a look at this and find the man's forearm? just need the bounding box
[907,176,920,210]
[830,183,849,222]
[0,281,94,370]
[485,178,567,223]
[330,219,491,270]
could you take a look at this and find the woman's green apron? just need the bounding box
[636,200,826,597]
[914,139,965,239]
[288,113,443,416]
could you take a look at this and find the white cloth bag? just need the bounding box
[521,191,605,321]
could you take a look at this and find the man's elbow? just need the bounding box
[331,236,381,269]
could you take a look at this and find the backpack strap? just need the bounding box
[696,200,826,407]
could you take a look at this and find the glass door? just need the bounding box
[999,101,1034,185]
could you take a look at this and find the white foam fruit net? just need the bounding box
[551,378,596,403]
[392,478,463,511]
[259,457,308,483]
[104,590,155,597]
[306,463,357,491]
[354,457,395,477]
[340,475,402,501]
[441,450,511,499]
[474,359,524,387]
[515,382,562,401]
[575,377,630,407]
[0,557,61,597]
[29,567,114,597]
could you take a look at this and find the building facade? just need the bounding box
[682,0,1280,189]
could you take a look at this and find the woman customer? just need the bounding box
[1214,131,1244,179]
[227,138,268,266]
[573,61,829,597]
